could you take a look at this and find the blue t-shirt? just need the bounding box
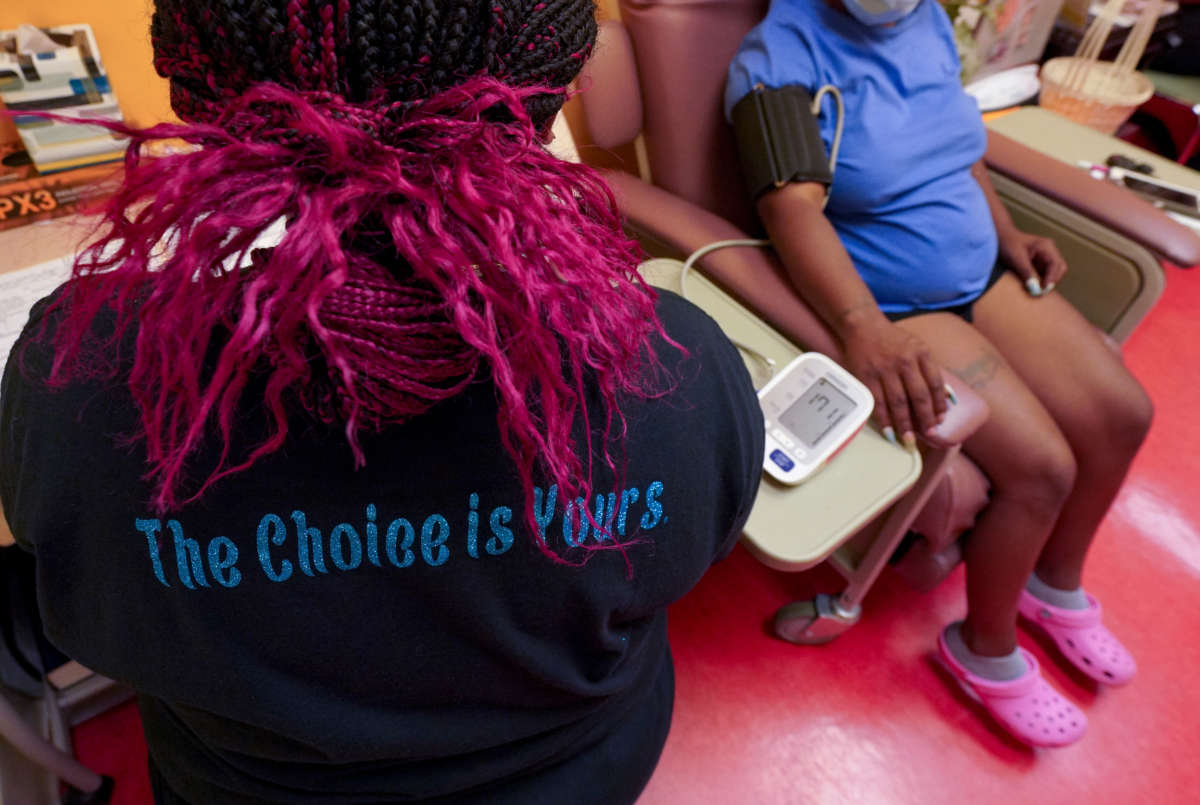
[725,0,998,314]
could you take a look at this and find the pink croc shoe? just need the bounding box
[1018,589,1137,686]
[937,629,1087,747]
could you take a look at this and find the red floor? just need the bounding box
[74,264,1200,804]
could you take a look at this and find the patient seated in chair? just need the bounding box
[726,0,1153,747]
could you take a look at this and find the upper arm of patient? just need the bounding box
[755,181,829,232]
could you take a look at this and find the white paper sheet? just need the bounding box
[0,256,73,374]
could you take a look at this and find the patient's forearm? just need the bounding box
[756,184,885,342]
[755,182,949,441]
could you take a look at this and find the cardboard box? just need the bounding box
[0,139,37,186]
[0,107,36,185]
[0,162,118,233]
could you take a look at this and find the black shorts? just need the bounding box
[884,261,1007,324]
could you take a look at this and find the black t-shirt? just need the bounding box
[0,289,763,804]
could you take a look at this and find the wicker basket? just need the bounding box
[1040,57,1155,134]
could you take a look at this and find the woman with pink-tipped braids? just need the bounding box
[0,2,763,802]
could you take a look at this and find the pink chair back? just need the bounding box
[617,0,768,232]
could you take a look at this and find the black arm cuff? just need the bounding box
[731,84,833,201]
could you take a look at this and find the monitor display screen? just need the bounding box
[778,377,857,449]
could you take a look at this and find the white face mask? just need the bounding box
[842,0,922,25]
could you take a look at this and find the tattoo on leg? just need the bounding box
[958,352,1001,390]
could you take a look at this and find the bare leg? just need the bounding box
[897,312,1076,656]
[0,688,103,792]
[972,274,1153,589]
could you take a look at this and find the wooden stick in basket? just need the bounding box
[1115,0,1164,75]
[1093,0,1164,102]
[1065,0,1124,93]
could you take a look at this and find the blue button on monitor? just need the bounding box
[769,449,795,472]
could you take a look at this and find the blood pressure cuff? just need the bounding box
[730,84,832,200]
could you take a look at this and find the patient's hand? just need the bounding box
[840,316,947,447]
[0,504,14,548]
[999,230,1068,296]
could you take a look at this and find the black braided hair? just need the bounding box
[150,0,597,129]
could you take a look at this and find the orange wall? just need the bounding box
[2,0,174,127]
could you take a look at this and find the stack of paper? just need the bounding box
[0,24,126,174]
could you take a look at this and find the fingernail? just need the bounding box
[882,426,898,445]
[1045,282,1056,293]
[1025,277,1043,296]
[902,431,917,449]
[944,384,958,405]
[926,426,941,438]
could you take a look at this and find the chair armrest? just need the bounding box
[924,375,988,449]
[985,131,1200,267]
[603,169,840,354]
[605,168,988,446]
[577,21,643,149]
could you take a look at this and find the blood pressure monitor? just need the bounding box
[758,353,874,484]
